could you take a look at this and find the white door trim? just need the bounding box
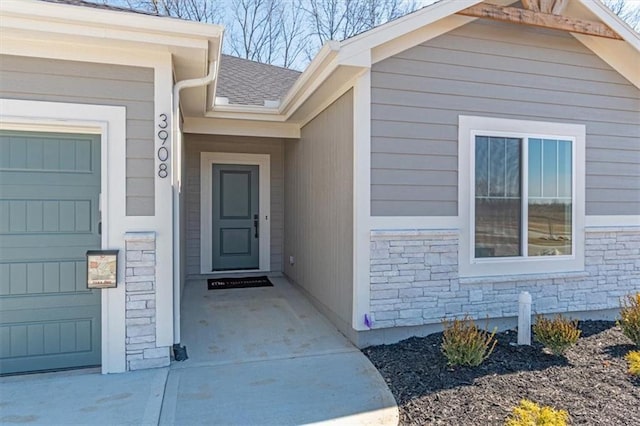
[200,152,271,274]
[0,98,127,374]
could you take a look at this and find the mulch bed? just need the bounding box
[363,321,639,425]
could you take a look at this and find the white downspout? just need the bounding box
[172,61,218,347]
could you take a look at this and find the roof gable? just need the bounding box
[335,0,639,88]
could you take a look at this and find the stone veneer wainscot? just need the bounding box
[369,227,640,329]
[124,232,170,370]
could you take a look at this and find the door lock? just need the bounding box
[253,214,259,238]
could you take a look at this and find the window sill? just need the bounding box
[459,270,589,285]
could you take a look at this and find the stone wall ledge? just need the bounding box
[124,231,156,242]
[460,271,590,285]
[371,229,458,239]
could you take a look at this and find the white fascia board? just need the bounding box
[183,117,300,138]
[278,42,341,116]
[1,16,209,52]
[372,14,475,64]
[207,105,283,119]
[569,1,640,89]
[203,43,345,124]
[338,0,483,60]
[208,38,225,113]
[199,42,341,122]
[577,0,640,52]
[1,0,222,41]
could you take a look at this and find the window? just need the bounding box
[475,136,572,258]
[459,116,585,277]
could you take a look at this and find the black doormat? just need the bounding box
[207,276,273,290]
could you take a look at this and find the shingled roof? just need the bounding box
[216,54,301,107]
[41,0,154,15]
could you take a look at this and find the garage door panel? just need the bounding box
[1,292,97,312]
[0,260,93,297]
[0,198,96,234]
[0,174,99,187]
[1,235,98,251]
[0,130,101,375]
[0,132,96,173]
[0,316,100,374]
[8,320,90,360]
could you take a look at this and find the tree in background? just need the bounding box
[226,0,281,63]
[305,0,414,59]
[122,0,222,22]
[602,0,640,30]
[279,0,309,68]
[103,0,640,69]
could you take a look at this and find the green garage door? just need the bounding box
[0,130,102,375]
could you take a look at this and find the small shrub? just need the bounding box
[618,293,640,346]
[505,399,569,426]
[533,314,581,356]
[626,350,640,376]
[441,315,497,367]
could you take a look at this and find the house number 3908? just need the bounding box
[157,114,169,178]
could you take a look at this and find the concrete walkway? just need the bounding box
[0,276,398,425]
[0,367,168,425]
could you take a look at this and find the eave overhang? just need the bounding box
[0,0,224,117]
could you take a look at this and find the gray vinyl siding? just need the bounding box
[371,19,640,216]
[0,55,155,216]
[184,134,285,275]
[284,90,354,329]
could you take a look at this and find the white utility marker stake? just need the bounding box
[518,291,532,345]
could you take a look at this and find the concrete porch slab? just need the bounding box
[167,275,398,425]
[160,352,397,425]
[177,276,355,367]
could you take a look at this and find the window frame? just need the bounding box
[458,116,585,278]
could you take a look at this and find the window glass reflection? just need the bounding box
[528,139,572,256]
[475,136,521,258]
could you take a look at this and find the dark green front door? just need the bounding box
[0,131,101,374]
[212,164,259,271]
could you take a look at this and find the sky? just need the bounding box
[99,0,640,69]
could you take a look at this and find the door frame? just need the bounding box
[0,98,127,374]
[200,152,271,274]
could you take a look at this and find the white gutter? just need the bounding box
[172,60,218,347]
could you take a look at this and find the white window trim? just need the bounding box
[1,99,127,374]
[458,115,585,278]
[200,152,271,274]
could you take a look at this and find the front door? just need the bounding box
[212,164,259,271]
[0,130,102,374]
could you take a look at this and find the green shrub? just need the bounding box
[441,315,497,367]
[618,293,640,347]
[533,314,581,356]
[626,350,640,376]
[505,399,569,426]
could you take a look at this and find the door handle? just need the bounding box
[254,214,259,238]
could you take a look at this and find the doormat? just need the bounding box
[207,276,273,290]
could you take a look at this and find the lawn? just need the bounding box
[363,321,639,425]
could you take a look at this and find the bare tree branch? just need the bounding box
[602,0,640,31]
[99,0,420,69]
